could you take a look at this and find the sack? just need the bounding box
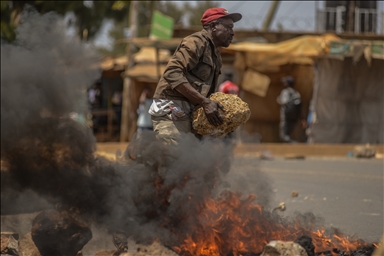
[284,98,302,121]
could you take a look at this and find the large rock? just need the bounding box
[260,240,308,256]
[31,210,92,256]
[192,92,251,138]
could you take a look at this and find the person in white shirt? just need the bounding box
[137,87,153,132]
[276,76,302,143]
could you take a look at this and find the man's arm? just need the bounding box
[176,83,224,127]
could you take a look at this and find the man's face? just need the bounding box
[213,17,235,48]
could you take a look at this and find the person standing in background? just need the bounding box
[276,76,302,143]
[218,72,240,142]
[219,72,239,95]
[137,87,153,133]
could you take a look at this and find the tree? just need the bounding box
[110,0,218,38]
[97,21,128,57]
[95,0,220,57]
[1,1,131,42]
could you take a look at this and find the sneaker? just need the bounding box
[112,231,128,255]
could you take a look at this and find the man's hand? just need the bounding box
[175,83,225,126]
[202,99,225,126]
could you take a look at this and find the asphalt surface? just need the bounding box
[227,156,384,243]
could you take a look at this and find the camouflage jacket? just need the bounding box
[153,29,222,101]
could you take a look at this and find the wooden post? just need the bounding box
[155,43,161,79]
[120,1,138,142]
[346,1,356,33]
[262,0,281,31]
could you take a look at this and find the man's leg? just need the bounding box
[279,109,291,143]
[285,120,297,143]
[152,114,192,144]
[279,120,291,142]
[112,229,128,255]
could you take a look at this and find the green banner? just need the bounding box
[149,11,174,39]
[329,41,351,54]
[371,42,384,55]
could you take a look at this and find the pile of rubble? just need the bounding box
[2,209,380,256]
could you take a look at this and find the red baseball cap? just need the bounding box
[200,7,242,26]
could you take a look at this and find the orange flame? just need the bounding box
[171,191,373,256]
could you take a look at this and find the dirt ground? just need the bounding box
[1,145,380,256]
[1,212,178,256]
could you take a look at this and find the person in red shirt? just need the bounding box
[218,72,240,142]
[219,72,239,95]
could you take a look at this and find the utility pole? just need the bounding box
[120,1,138,142]
[346,0,356,32]
[262,0,281,31]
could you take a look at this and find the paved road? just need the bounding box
[2,152,383,254]
[227,156,384,243]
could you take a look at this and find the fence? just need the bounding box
[237,8,383,35]
[316,7,383,35]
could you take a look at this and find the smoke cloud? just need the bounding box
[1,6,100,150]
[1,6,338,256]
[0,7,243,250]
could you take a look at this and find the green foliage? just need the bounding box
[0,0,131,42]
[1,0,220,57]
[133,0,218,37]
[99,0,220,57]
[97,21,127,57]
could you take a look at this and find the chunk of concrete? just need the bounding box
[260,240,308,256]
[192,92,251,138]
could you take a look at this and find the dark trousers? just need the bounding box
[279,109,297,143]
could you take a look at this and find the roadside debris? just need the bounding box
[291,191,299,197]
[272,202,286,212]
[1,232,19,256]
[284,154,306,160]
[260,240,308,256]
[353,144,376,158]
[260,150,274,160]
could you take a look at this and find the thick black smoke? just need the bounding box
[0,6,242,250]
[1,6,335,256]
[1,7,99,150]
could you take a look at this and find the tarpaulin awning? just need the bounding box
[224,33,384,72]
[99,55,128,71]
[223,34,342,72]
[125,64,167,83]
[133,47,171,64]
